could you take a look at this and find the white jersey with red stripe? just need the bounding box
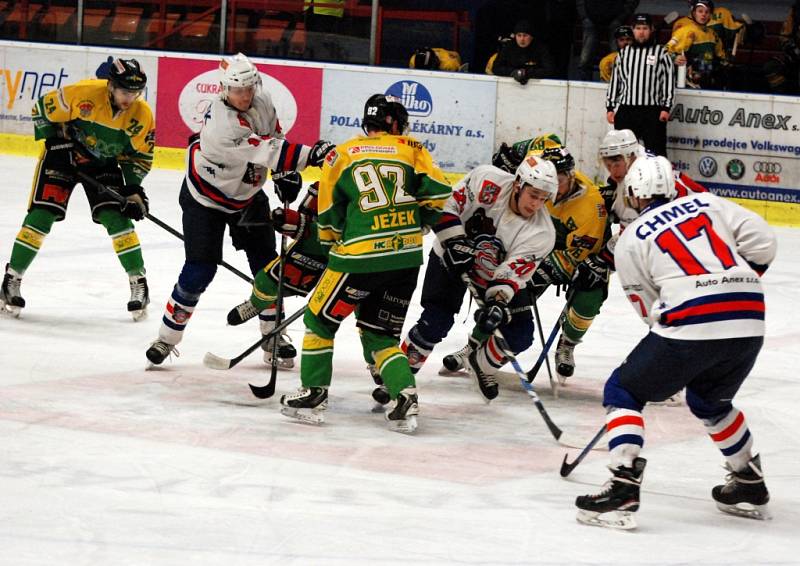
[185,91,312,213]
[615,192,776,340]
[433,164,555,302]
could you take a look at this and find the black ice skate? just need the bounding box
[439,342,474,376]
[368,364,391,407]
[1,263,25,317]
[712,454,771,520]
[146,340,178,366]
[262,333,297,369]
[467,349,499,402]
[280,387,328,425]
[127,274,150,321]
[385,388,419,434]
[575,457,647,530]
[554,335,577,384]
[227,300,259,326]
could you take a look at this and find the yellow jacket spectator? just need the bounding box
[600,26,633,82]
[409,48,463,72]
[667,1,728,88]
[673,3,744,55]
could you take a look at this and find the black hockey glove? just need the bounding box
[308,140,335,167]
[573,254,610,291]
[474,299,512,334]
[529,255,567,297]
[271,207,310,240]
[511,67,529,85]
[272,170,303,204]
[44,137,78,167]
[441,235,477,276]
[492,142,523,173]
[118,184,149,221]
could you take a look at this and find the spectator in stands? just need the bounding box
[409,47,465,72]
[607,13,674,157]
[577,0,640,81]
[532,0,578,80]
[764,1,800,94]
[599,25,633,82]
[667,0,730,89]
[672,0,747,58]
[487,19,556,83]
[304,0,345,33]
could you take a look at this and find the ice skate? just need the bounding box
[712,454,771,520]
[227,300,259,326]
[367,364,391,407]
[1,264,25,317]
[554,335,577,385]
[145,340,178,367]
[439,342,474,376]
[575,457,646,530]
[385,387,419,434]
[127,274,149,321]
[262,333,297,369]
[280,387,328,425]
[467,349,498,402]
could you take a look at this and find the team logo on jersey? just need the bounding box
[726,159,745,180]
[478,180,501,204]
[385,81,433,117]
[572,235,598,251]
[698,156,717,178]
[325,148,338,167]
[78,100,94,118]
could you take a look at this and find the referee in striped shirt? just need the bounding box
[606,13,675,157]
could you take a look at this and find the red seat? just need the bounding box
[4,2,43,24]
[180,13,215,38]
[40,5,75,26]
[111,7,143,39]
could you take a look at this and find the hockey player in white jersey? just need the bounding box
[399,156,557,402]
[146,53,334,365]
[575,155,777,529]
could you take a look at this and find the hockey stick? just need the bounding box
[531,296,557,396]
[461,275,578,446]
[254,207,291,400]
[203,304,306,370]
[526,288,573,383]
[75,170,254,285]
[559,424,607,477]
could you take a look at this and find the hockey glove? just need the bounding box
[511,67,529,85]
[441,235,477,276]
[573,254,610,291]
[118,184,149,221]
[529,255,567,297]
[492,142,523,173]
[272,170,303,204]
[308,140,335,167]
[271,207,310,240]
[474,299,512,334]
[44,137,78,167]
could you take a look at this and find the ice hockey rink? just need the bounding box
[0,152,798,565]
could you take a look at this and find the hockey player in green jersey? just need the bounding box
[1,59,154,320]
[280,94,451,433]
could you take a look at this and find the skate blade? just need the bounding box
[386,415,418,434]
[438,366,468,377]
[130,308,148,322]
[716,501,772,520]
[576,509,637,530]
[1,302,22,318]
[280,406,325,425]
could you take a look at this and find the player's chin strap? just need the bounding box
[75,170,254,285]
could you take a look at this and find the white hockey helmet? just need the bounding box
[515,155,559,200]
[598,129,641,158]
[220,53,261,99]
[624,155,677,200]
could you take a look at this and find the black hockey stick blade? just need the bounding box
[248,376,276,399]
[203,305,306,370]
[559,425,607,477]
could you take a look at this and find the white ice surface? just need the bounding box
[0,154,798,565]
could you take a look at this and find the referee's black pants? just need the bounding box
[614,105,667,157]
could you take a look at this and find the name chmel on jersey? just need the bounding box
[635,198,710,239]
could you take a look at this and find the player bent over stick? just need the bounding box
[575,156,777,530]
[279,94,451,433]
[2,59,154,320]
[400,155,557,402]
